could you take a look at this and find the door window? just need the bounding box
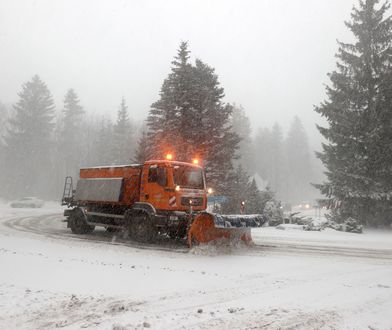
[148,166,167,186]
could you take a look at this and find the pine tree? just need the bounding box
[221,166,270,214]
[147,42,240,193]
[254,127,272,184]
[3,75,55,197]
[221,165,252,214]
[134,130,150,164]
[147,42,193,159]
[254,123,284,197]
[0,102,7,197]
[230,104,254,174]
[246,179,264,214]
[270,123,284,196]
[0,101,9,144]
[59,88,85,178]
[284,116,313,203]
[315,0,392,225]
[92,117,114,165]
[112,97,133,164]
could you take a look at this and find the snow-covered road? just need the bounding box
[1,203,392,329]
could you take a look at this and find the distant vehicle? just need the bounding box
[10,197,45,208]
[295,201,312,210]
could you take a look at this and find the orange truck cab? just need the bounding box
[140,160,207,211]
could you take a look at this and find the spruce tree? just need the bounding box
[93,117,114,165]
[147,42,240,193]
[134,130,150,164]
[147,42,193,159]
[254,123,285,198]
[0,102,8,144]
[230,104,254,174]
[246,179,264,214]
[270,123,284,196]
[221,165,252,214]
[0,102,7,197]
[284,116,313,203]
[59,88,85,178]
[315,0,392,225]
[112,97,133,164]
[3,75,55,197]
[222,166,268,214]
[254,127,273,184]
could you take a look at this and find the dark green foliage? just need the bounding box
[59,88,85,178]
[315,0,392,225]
[62,89,84,132]
[0,101,9,144]
[112,97,133,164]
[284,116,313,203]
[146,42,240,193]
[3,75,55,197]
[254,123,284,198]
[92,118,114,165]
[230,104,254,174]
[134,130,150,164]
[221,165,274,214]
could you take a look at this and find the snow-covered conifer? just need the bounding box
[315,0,392,225]
[147,42,240,193]
[59,88,85,178]
[112,97,133,164]
[3,75,55,197]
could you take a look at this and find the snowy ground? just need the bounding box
[0,201,392,329]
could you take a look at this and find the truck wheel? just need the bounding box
[130,211,156,243]
[69,208,95,234]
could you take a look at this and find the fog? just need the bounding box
[0,0,356,147]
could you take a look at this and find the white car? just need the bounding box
[10,197,45,208]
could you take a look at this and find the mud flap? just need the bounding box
[187,213,266,247]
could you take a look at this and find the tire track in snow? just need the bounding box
[2,212,392,260]
[251,243,392,260]
[1,213,189,254]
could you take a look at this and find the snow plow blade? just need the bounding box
[188,212,266,247]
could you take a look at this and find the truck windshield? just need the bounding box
[173,166,204,190]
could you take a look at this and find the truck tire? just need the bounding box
[128,211,156,243]
[69,208,95,234]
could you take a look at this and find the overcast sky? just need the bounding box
[0,0,359,147]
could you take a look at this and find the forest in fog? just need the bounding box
[0,51,321,207]
[1,0,392,227]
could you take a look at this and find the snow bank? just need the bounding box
[276,224,304,230]
[252,226,392,250]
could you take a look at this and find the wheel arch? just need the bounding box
[131,202,156,217]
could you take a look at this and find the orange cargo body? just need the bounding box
[79,165,142,205]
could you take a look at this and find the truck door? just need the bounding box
[140,164,168,210]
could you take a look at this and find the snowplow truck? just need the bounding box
[62,159,265,246]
